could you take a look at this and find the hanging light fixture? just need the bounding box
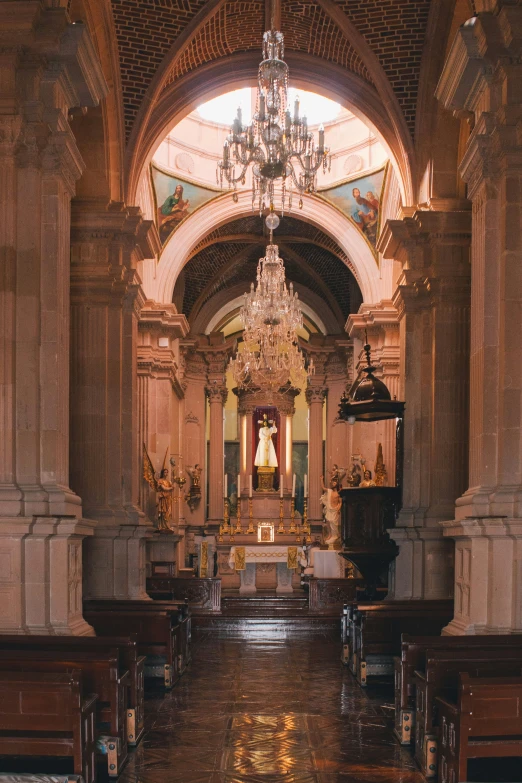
[230,213,314,393]
[217,30,330,215]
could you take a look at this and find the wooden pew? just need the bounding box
[394,633,522,745]
[349,600,454,686]
[0,670,97,783]
[0,633,145,746]
[84,609,178,688]
[84,599,191,674]
[436,673,522,783]
[0,649,129,777]
[413,648,522,778]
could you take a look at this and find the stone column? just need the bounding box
[137,303,188,569]
[0,7,106,634]
[206,384,228,523]
[379,210,471,601]
[306,387,327,524]
[325,345,354,474]
[70,205,158,600]
[180,343,207,532]
[437,6,522,633]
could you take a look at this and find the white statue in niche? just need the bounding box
[320,475,342,550]
[254,413,278,467]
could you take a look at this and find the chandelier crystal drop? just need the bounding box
[217,30,331,215]
[230,236,314,393]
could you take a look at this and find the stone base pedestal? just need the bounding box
[256,466,276,492]
[388,526,454,600]
[147,532,181,575]
[84,523,154,600]
[441,518,522,635]
[0,516,95,635]
[239,563,257,594]
[275,562,293,593]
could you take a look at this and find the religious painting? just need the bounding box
[151,164,224,246]
[317,164,388,254]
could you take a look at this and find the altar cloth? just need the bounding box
[229,544,303,571]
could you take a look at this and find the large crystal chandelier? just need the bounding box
[230,218,314,393]
[217,30,330,215]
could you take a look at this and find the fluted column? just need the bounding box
[206,385,228,522]
[0,6,106,634]
[306,387,327,523]
[437,5,522,633]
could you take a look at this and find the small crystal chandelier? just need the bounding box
[217,30,330,215]
[230,214,314,393]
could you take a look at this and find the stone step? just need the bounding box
[193,615,340,637]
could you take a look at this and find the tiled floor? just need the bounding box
[119,632,425,783]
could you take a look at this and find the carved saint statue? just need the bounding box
[143,445,175,532]
[320,475,342,550]
[360,469,376,488]
[186,463,202,488]
[329,464,346,490]
[254,413,278,468]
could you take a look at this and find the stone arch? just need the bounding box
[126,52,412,208]
[147,190,384,307]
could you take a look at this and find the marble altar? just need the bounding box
[228,545,304,594]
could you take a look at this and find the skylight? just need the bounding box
[197,88,341,127]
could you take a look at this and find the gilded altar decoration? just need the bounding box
[200,541,208,577]
[258,522,274,542]
[287,546,298,570]
[374,443,388,487]
[234,546,246,571]
[143,444,175,533]
[185,463,202,510]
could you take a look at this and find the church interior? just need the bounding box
[1,0,522,781]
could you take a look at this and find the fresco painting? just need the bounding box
[318,165,387,251]
[151,164,224,245]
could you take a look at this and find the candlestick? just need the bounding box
[303,498,311,543]
[223,496,230,533]
[277,497,285,534]
[235,491,242,534]
[292,473,296,498]
[289,497,296,534]
[249,474,252,498]
[246,497,255,534]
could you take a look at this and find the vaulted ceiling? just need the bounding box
[109,0,432,142]
[174,214,363,331]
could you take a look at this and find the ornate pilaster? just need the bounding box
[378,208,471,601]
[206,383,229,524]
[70,204,159,600]
[436,5,522,632]
[0,4,107,634]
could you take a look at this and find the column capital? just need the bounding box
[305,386,327,406]
[205,383,228,405]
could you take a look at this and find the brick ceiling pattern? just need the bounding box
[164,0,372,88]
[336,0,431,133]
[110,0,208,139]
[110,0,432,142]
[177,213,361,325]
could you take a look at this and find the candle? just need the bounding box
[318,123,325,152]
[237,473,241,496]
[249,474,253,498]
[304,474,308,498]
[223,139,229,163]
[259,93,265,121]
[224,474,228,498]
[280,475,284,498]
[292,474,296,498]
[294,94,300,123]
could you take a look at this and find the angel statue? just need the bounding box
[143,445,175,532]
[254,413,278,468]
[320,475,342,550]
